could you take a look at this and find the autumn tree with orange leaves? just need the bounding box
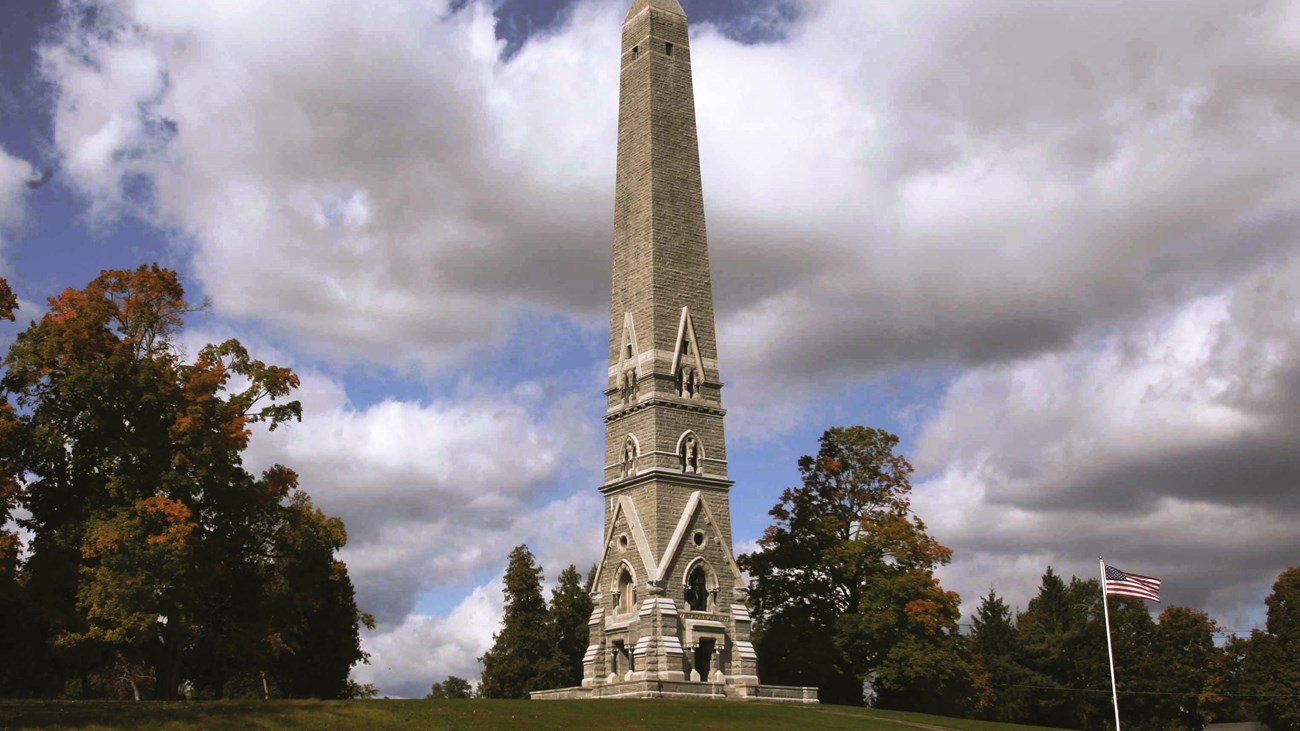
[1,266,369,700]
[738,426,970,709]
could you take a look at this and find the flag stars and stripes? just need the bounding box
[1104,564,1162,603]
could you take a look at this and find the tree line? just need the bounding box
[0,268,372,700]
[465,425,1298,731]
[965,567,1299,731]
[743,426,1299,730]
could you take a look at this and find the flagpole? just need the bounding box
[1100,557,1122,731]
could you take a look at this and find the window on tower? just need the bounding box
[617,568,635,614]
[665,42,674,56]
[632,45,639,59]
[686,566,709,612]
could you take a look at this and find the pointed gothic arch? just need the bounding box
[618,311,640,363]
[676,430,704,474]
[621,433,641,477]
[681,556,718,612]
[612,560,639,615]
[669,306,706,396]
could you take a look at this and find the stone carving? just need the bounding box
[677,365,699,398]
[686,565,709,611]
[680,433,702,474]
[621,436,638,477]
[621,369,638,404]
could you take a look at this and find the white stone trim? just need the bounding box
[661,636,685,657]
[694,496,747,589]
[637,450,726,463]
[595,491,744,595]
[639,597,677,617]
[669,306,707,380]
[618,495,657,580]
[656,491,702,583]
[736,641,758,661]
[731,604,752,623]
[622,312,639,359]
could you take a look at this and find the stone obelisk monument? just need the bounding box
[532,0,815,703]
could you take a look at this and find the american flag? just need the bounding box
[1104,564,1161,602]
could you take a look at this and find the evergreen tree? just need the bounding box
[478,545,553,698]
[740,426,967,708]
[968,589,1034,722]
[1017,568,1153,731]
[541,564,592,689]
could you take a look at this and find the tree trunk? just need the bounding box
[152,620,184,700]
[261,671,269,700]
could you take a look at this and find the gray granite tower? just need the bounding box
[583,0,757,692]
[532,0,815,702]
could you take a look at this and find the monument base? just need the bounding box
[530,680,818,703]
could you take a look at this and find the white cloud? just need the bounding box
[353,580,502,698]
[234,365,599,622]
[39,0,623,369]
[0,146,34,255]
[39,0,1300,391]
[913,250,1300,623]
[347,494,602,698]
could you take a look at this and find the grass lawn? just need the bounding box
[0,698,1075,731]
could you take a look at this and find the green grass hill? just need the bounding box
[0,699,1075,731]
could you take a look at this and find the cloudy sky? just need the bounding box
[2,0,1298,698]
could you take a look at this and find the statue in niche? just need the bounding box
[678,365,698,398]
[681,434,701,474]
[621,368,637,404]
[621,437,638,477]
[685,565,709,611]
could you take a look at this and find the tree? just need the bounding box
[1,265,367,699]
[739,426,967,708]
[0,276,15,321]
[428,675,473,699]
[1240,568,1300,731]
[1142,606,1226,730]
[541,564,592,689]
[259,489,375,699]
[1016,569,1154,731]
[0,275,36,692]
[478,545,553,698]
[968,589,1035,722]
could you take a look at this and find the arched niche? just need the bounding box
[612,561,638,615]
[676,430,704,475]
[681,556,718,613]
[620,434,641,478]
